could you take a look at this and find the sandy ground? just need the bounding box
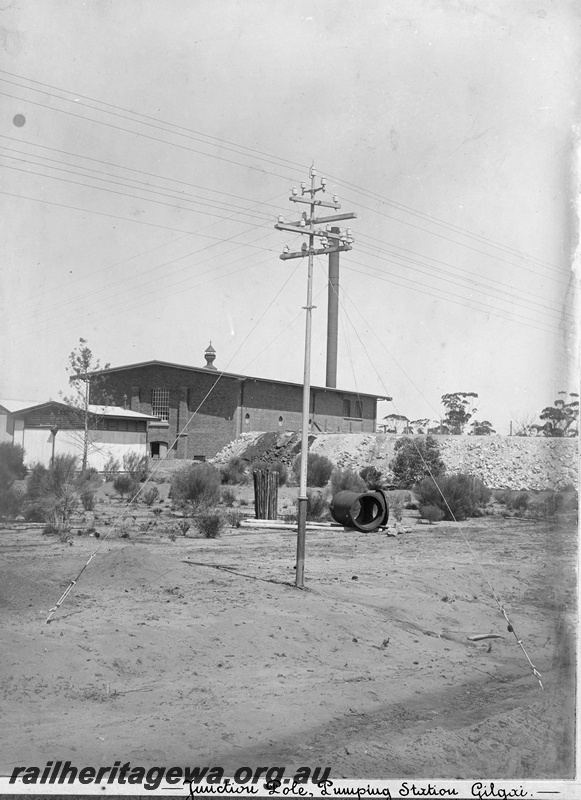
[0,500,576,781]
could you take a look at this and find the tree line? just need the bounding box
[382,391,579,437]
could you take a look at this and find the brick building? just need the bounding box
[85,345,389,460]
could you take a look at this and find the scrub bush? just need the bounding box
[113,474,136,499]
[390,436,445,489]
[306,489,329,521]
[171,463,221,512]
[0,442,26,519]
[292,453,334,488]
[330,469,366,495]
[123,451,149,482]
[142,486,160,506]
[420,505,445,524]
[414,473,491,521]
[221,487,237,507]
[221,457,249,485]
[359,465,384,490]
[195,512,224,538]
[103,456,120,481]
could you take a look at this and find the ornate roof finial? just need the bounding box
[204,341,217,370]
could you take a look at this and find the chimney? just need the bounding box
[204,342,217,370]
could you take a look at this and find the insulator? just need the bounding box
[283,245,290,254]
[299,219,306,227]
[278,215,284,223]
[291,187,298,196]
[346,227,352,237]
[321,177,327,186]
[332,194,339,202]
[301,181,306,190]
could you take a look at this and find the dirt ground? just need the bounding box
[0,490,576,781]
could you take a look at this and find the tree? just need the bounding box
[382,413,411,434]
[410,418,432,434]
[511,412,538,437]
[469,419,496,436]
[533,392,579,438]
[390,435,446,489]
[60,338,111,471]
[441,392,479,435]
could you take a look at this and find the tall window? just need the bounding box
[152,388,170,421]
[343,399,351,417]
[354,400,363,418]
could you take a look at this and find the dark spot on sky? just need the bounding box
[13,114,26,127]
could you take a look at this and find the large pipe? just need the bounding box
[326,227,340,388]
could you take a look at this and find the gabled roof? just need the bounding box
[1,399,158,420]
[82,360,392,401]
[0,399,44,413]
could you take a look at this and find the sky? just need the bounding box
[1,0,579,434]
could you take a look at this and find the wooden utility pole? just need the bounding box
[275,168,355,588]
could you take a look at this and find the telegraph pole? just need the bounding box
[275,168,356,588]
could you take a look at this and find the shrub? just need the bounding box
[223,509,245,528]
[252,460,288,486]
[292,453,334,488]
[306,489,329,521]
[49,454,78,488]
[176,518,190,536]
[0,438,26,519]
[195,512,224,538]
[390,436,445,489]
[330,469,366,495]
[24,456,80,523]
[414,473,491,521]
[493,490,510,506]
[359,465,384,490]
[420,505,445,524]
[123,451,149,482]
[389,495,404,522]
[509,492,530,513]
[142,486,160,506]
[221,457,249,485]
[0,487,23,519]
[171,464,221,512]
[221,487,237,507]
[113,474,136,498]
[80,489,96,511]
[103,456,120,482]
[0,442,27,491]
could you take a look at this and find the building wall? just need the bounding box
[16,427,147,470]
[96,364,377,460]
[0,412,11,443]
[97,365,240,460]
[242,380,376,435]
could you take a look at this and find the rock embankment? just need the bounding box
[212,432,578,491]
[311,434,578,491]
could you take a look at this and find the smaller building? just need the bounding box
[0,400,156,470]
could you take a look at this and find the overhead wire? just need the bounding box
[354,242,572,332]
[357,231,573,319]
[342,258,568,339]
[1,68,564,277]
[0,197,285,334]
